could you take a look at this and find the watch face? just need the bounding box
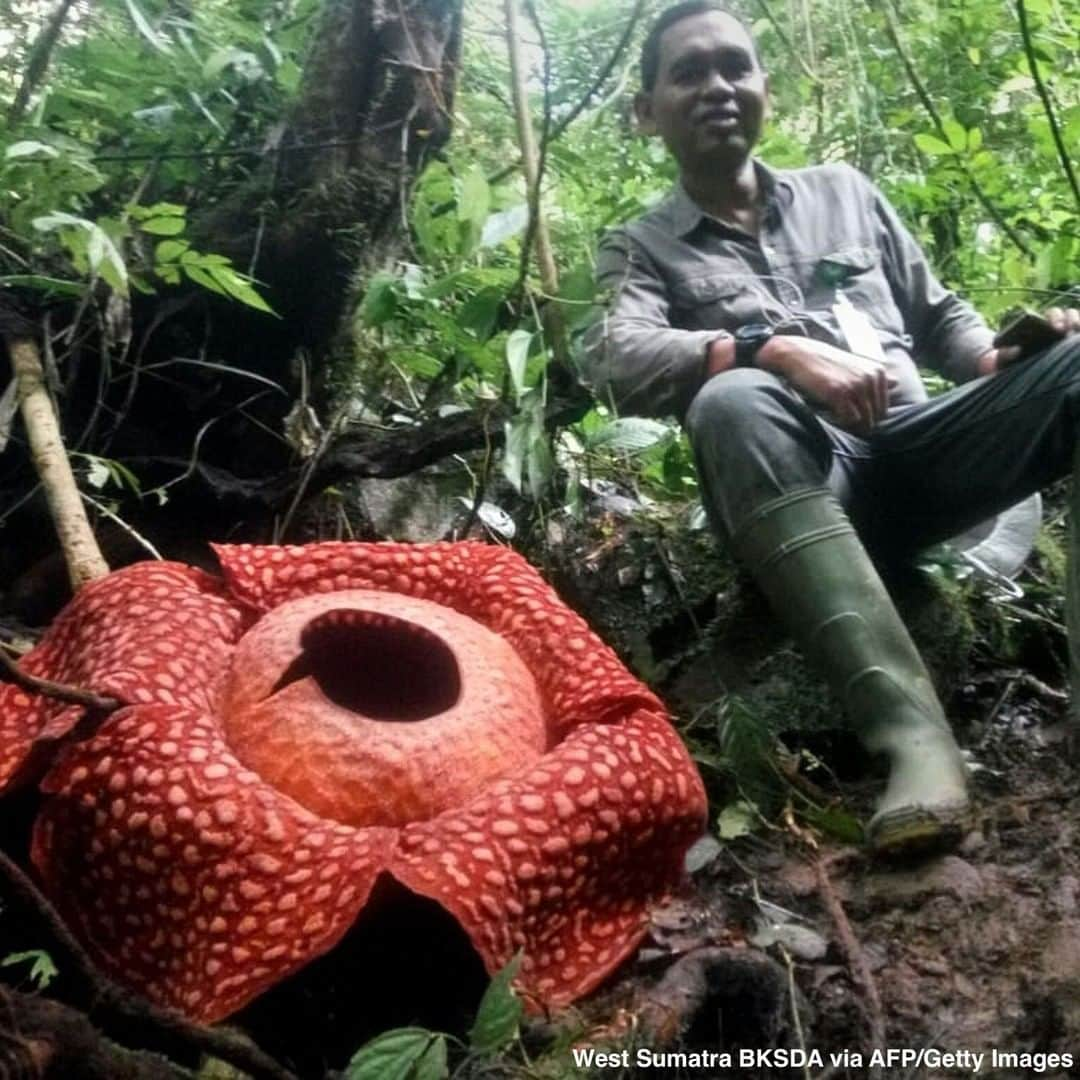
[734,322,772,344]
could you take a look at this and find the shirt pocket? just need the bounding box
[806,246,900,327]
[668,272,788,331]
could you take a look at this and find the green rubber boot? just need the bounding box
[730,488,971,856]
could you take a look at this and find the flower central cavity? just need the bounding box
[270,610,463,721]
[222,589,551,829]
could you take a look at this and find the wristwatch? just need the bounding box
[733,323,775,367]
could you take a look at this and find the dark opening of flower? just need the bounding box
[272,610,463,720]
[0,542,707,1023]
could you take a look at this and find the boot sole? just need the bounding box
[866,801,972,858]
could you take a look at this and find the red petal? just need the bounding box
[392,708,707,1008]
[0,563,247,794]
[32,705,396,1023]
[215,542,659,735]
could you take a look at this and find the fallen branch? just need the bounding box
[0,644,122,713]
[812,855,886,1075]
[134,388,592,511]
[0,985,193,1079]
[637,946,791,1047]
[7,336,110,590]
[0,851,299,1080]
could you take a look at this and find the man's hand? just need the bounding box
[977,305,1080,376]
[756,335,889,435]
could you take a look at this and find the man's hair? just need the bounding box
[640,2,751,92]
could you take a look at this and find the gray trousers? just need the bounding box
[686,335,1080,561]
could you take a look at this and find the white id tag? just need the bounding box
[833,291,886,362]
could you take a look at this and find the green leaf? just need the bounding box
[344,1028,448,1080]
[717,800,756,840]
[588,417,671,453]
[86,224,128,294]
[359,272,400,327]
[480,204,528,248]
[2,950,58,990]
[503,413,528,493]
[208,266,276,314]
[458,164,491,227]
[940,117,966,151]
[505,329,532,400]
[800,803,864,844]
[457,165,490,255]
[525,423,553,499]
[469,953,523,1053]
[5,140,59,160]
[155,239,189,263]
[183,264,228,296]
[124,0,171,52]
[140,216,186,236]
[457,286,504,341]
[913,133,954,156]
[0,274,84,296]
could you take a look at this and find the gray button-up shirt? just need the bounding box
[584,160,994,421]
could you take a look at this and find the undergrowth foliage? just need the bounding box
[1,0,1076,528]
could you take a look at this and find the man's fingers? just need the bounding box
[1045,306,1080,335]
[996,345,1023,367]
[874,365,889,420]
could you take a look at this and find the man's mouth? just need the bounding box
[698,111,740,131]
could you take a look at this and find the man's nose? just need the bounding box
[699,69,735,97]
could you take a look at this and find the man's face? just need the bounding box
[636,11,767,174]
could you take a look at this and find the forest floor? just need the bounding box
[2,498,1079,1079]
[505,666,1077,1080]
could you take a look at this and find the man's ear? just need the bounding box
[633,90,657,136]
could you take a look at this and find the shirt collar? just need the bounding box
[666,159,792,237]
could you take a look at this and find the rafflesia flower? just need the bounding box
[0,542,706,1023]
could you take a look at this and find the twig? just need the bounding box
[1016,0,1080,216]
[983,676,1016,731]
[812,855,885,1078]
[485,0,647,190]
[777,944,812,1080]
[0,851,299,1080]
[0,644,121,713]
[504,0,570,373]
[872,0,1033,259]
[751,0,821,84]
[6,337,110,590]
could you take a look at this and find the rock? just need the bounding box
[750,919,829,961]
[862,855,984,908]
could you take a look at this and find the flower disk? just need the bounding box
[6,542,707,1023]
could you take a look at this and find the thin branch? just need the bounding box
[1016,0,1080,216]
[6,0,79,128]
[6,336,110,589]
[751,0,822,84]
[0,644,121,713]
[487,0,647,189]
[873,0,1033,259]
[433,0,646,215]
[0,851,299,1080]
[812,855,886,1073]
[505,0,571,374]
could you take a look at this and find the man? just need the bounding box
[584,0,1080,856]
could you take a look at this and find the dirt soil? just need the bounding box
[551,676,1080,1080]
